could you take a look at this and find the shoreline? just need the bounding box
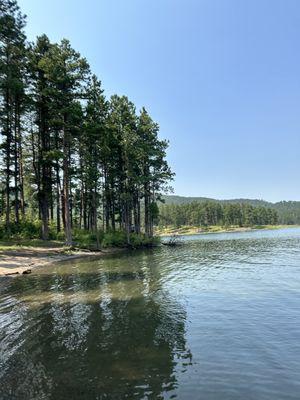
[156,224,299,237]
[0,246,124,277]
[1,225,298,276]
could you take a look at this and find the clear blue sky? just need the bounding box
[19,0,300,202]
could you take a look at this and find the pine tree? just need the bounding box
[39,39,90,245]
[0,0,26,229]
[27,35,54,239]
[0,0,174,244]
[137,108,174,237]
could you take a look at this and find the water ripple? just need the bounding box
[1,228,300,399]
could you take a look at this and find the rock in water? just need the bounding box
[22,269,32,275]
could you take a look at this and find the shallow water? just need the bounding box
[1,228,300,399]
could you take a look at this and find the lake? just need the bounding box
[1,228,300,399]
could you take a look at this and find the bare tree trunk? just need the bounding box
[68,151,73,229]
[19,135,25,217]
[40,196,49,240]
[137,196,141,234]
[56,165,61,232]
[144,186,150,237]
[134,191,140,234]
[79,184,84,229]
[55,131,61,233]
[5,87,11,230]
[49,169,54,221]
[14,109,19,224]
[62,118,72,246]
[111,193,115,231]
[104,168,110,231]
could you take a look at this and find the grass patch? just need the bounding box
[0,239,64,251]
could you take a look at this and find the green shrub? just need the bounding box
[129,233,144,247]
[129,233,159,247]
[102,230,127,248]
[72,228,104,248]
[0,224,6,240]
[102,231,160,248]
[0,219,160,249]
[0,219,42,239]
[55,230,66,241]
[19,220,42,238]
[48,221,59,240]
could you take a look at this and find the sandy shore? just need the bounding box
[156,225,295,237]
[0,247,122,277]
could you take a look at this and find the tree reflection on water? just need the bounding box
[0,255,192,400]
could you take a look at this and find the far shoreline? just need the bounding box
[156,224,299,237]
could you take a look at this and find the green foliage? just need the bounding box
[101,231,127,248]
[0,0,173,245]
[101,231,160,248]
[163,196,300,225]
[128,233,160,248]
[0,218,160,249]
[0,219,42,239]
[158,201,278,228]
[72,229,104,248]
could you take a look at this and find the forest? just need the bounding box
[162,195,300,225]
[158,201,278,228]
[0,0,173,247]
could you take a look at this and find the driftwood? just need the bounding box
[5,271,20,276]
[68,246,102,252]
[162,234,183,247]
[5,268,32,276]
[22,269,32,275]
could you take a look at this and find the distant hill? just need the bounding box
[161,195,215,205]
[161,195,300,224]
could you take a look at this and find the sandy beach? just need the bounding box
[0,246,122,276]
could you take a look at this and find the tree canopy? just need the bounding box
[158,201,278,228]
[0,0,174,245]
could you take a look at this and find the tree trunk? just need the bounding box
[134,191,140,234]
[40,195,49,240]
[79,185,84,229]
[56,164,61,232]
[19,135,25,217]
[5,86,11,230]
[14,109,19,224]
[55,131,61,232]
[62,118,72,246]
[144,185,150,237]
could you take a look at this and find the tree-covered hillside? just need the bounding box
[162,196,300,225]
[158,201,278,228]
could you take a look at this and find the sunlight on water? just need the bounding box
[1,228,300,399]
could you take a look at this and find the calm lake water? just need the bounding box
[1,228,300,399]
